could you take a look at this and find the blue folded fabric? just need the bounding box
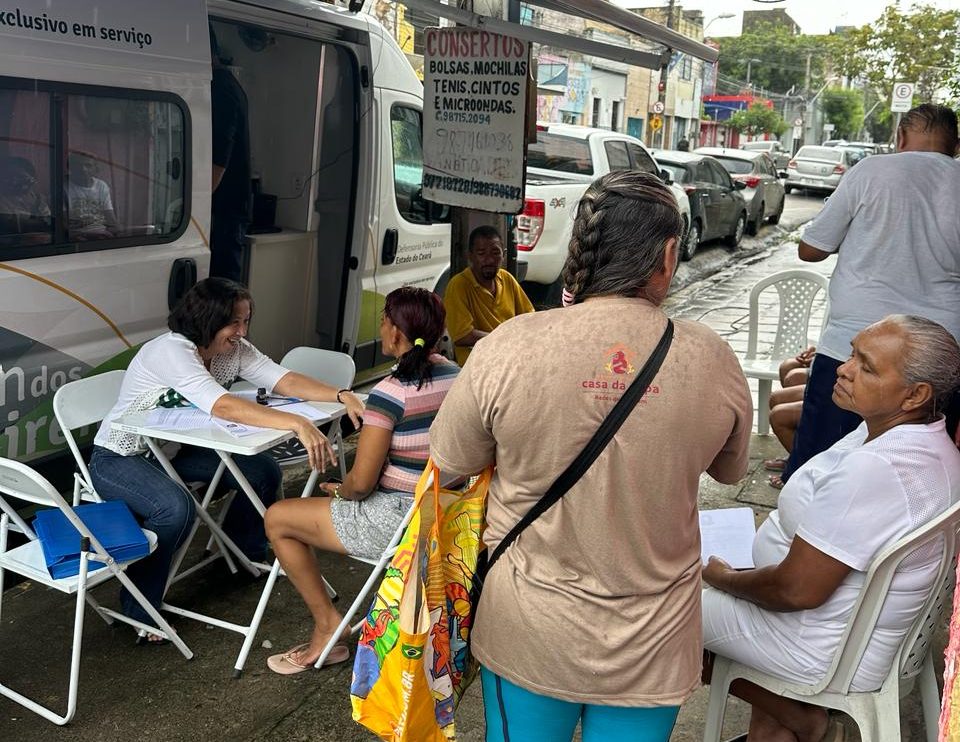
[33,501,149,579]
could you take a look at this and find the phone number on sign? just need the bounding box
[435,110,492,125]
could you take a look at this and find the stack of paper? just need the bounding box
[699,507,757,569]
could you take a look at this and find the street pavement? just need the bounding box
[0,192,935,741]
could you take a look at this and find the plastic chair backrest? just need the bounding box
[745,270,829,361]
[52,370,125,488]
[279,347,355,390]
[814,497,960,696]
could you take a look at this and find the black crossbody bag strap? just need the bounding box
[485,318,675,572]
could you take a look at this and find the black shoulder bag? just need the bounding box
[471,318,675,601]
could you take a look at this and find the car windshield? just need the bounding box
[658,163,687,183]
[527,133,593,175]
[713,157,754,175]
[742,142,771,151]
[796,146,842,162]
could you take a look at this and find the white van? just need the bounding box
[0,0,450,463]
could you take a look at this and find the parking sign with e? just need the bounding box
[891,82,915,113]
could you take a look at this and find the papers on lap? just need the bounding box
[699,507,757,569]
[144,398,331,438]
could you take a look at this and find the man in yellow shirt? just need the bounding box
[444,225,534,366]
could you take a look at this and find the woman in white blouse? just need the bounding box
[90,277,364,643]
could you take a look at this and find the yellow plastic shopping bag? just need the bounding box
[350,461,491,741]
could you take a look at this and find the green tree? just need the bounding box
[727,103,788,137]
[834,4,960,103]
[716,22,839,95]
[820,88,865,139]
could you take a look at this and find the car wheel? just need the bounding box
[784,185,792,194]
[769,195,784,224]
[726,212,746,248]
[747,202,763,236]
[681,219,701,261]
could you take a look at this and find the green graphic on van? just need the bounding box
[1,335,141,463]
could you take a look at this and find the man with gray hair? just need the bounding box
[781,103,960,484]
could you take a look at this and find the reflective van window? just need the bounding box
[0,89,53,249]
[66,95,186,242]
[391,104,446,224]
[0,78,189,259]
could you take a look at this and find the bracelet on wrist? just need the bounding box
[333,483,342,500]
[336,388,351,404]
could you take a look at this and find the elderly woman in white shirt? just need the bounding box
[702,315,960,742]
[89,277,364,643]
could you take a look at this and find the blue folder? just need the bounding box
[33,501,150,579]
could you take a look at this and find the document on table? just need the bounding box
[144,402,331,438]
[146,407,218,431]
[227,392,332,423]
[699,507,757,569]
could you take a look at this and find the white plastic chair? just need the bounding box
[54,372,239,586]
[0,457,192,725]
[52,370,125,505]
[739,270,829,435]
[703,498,960,742]
[275,347,356,477]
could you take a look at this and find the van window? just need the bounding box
[0,89,52,249]
[0,78,189,260]
[390,105,446,224]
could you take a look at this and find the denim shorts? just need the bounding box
[329,490,413,560]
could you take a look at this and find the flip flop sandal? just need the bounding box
[763,457,786,472]
[135,628,171,646]
[267,642,350,675]
[768,474,785,490]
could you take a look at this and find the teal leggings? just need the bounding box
[480,667,680,742]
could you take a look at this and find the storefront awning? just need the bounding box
[398,0,716,70]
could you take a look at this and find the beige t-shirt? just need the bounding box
[429,297,752,705]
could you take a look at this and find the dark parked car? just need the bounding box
[651,150,748,260]
[695,147,786,235]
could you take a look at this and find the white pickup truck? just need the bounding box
[517,123,691,304]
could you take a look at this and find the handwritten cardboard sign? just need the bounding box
[422,27,529,214]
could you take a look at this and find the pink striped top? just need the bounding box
[363,355,460,494]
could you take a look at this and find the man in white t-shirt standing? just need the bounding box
[781,103,960,484]
[66,151,119,240]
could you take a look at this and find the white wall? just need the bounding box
[590,68,627,131]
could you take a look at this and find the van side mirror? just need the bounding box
[659,169,673,185]
[732,180,747,190]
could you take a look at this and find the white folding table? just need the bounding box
[111,399,347,677]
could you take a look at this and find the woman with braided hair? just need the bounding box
[430,171,753,741]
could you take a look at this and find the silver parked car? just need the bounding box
[695,147,786,235]
[740,139,790,171]
[784,145,857,195]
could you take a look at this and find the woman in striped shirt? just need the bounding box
[264,286,458,674]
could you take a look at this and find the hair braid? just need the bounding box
[561,185,611,302]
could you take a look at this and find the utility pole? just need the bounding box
[654,0,676,148]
